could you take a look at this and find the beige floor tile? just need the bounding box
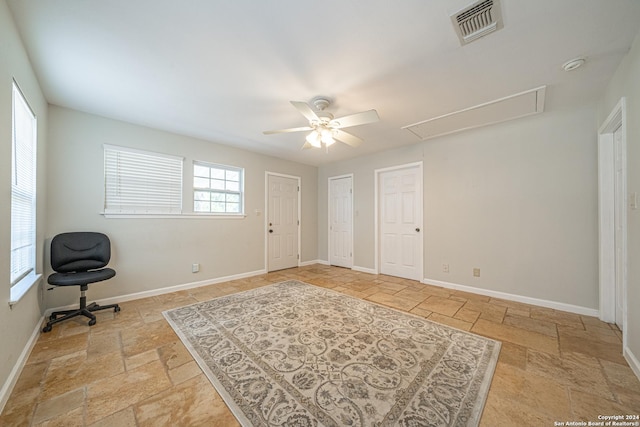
[428,313,473,331]
[416,295,464,317]
[34,406,84,427]
[526,350,614,400]
[124,348,159,371]
[86,360,172,424]
[365,292,420,311]
[2,265,639,426]
[558,326,627,365]
[569,389,631,422]
[471,319,559,355]
[503,313,557,337]
[454,307,481,323]
[480,390,555,426]
[497,342,528,370]
[33,388,85,425]
[134,374,238,426]
[168,360,203,385]
[28,333,89,365]
[489,363,572,419]
[41,350,124,401]
[121,319,178,357]
[462,300,507,323]
[409,306,433,318]
[87,408,137,427]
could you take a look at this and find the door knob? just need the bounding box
[415,228,420,232]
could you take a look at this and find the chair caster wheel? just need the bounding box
[42,325,52,333]
[88,319,96,326]
[114,306,121,313]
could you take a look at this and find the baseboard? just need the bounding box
[352,265,377,275]
[422,277,600,317]
[0,315,44,414]
[299,259,329,267]
[624,346,640,382]
[44,268,267,316]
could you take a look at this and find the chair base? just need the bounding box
[42,291,120,332]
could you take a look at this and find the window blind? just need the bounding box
[11,82,37,286]
[104,145,183,214]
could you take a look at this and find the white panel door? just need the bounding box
[329,176,353,268]
[379,166,422,280]
[268,175,299,272]
[614,125,625,329]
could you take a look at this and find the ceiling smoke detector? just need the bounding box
[562,57,586,72]
[451,0,503,46]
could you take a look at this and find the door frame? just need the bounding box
[265,171,301,272]
[598,97,627,336]
[374,161,423,278]
[328,174,354,268]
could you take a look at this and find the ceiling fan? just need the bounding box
[263,97,379,149]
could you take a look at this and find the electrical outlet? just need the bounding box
[473,268,480,277]
[442,263,449,273]
[192,263,200,273]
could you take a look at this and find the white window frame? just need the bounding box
[10,81,41,306]
[193,161,244,215]
[103,144,184,216]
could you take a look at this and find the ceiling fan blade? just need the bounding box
[263,126,313,135]
[330,109,379,129]
[334,129,363,147]
[291,101,319,122]
[301,141,313,150]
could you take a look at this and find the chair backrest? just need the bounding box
[50,232,111,273]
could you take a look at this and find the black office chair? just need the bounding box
[42,232,121,332]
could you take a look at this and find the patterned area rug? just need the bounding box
[163,280,500,426]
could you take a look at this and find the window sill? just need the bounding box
[101,212,246,219]
[9,272,42,307]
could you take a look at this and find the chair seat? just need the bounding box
[48,268,116,287]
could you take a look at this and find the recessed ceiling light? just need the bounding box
[562,57,586,72]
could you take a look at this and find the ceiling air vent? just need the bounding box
[451,0,503,45]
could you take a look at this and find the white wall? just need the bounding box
[319,104,599,310]
[598,30,640,374]
[0,0,48,407]
[45,106,317,309]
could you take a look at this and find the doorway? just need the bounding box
[598,98,627,332]
[329,175,353,268]
[375,163,423,281]
[266,173,300,272]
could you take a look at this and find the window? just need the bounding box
[11,81,37,293]
[193,161,244,214]
[104,145,183,214]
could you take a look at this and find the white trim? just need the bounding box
[300,259,329,267]
[328,174,354,269]
[352,265,377,275]
[374,162,424,279]
[264,172,302,272]
[624,347,640,382]
[9,273,42,307]
[101,213,246,219]
[597,98,628,339]
[44,269,267,315]
[0,315,44,414]
[423,277,600,317]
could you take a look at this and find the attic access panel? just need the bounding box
[403,86,546,141]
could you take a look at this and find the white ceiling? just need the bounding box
[7,0,640,166]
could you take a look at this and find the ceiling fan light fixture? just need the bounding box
[305,130,321,148]
[321,128,335,146]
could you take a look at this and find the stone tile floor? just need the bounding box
[0,265,638,426]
